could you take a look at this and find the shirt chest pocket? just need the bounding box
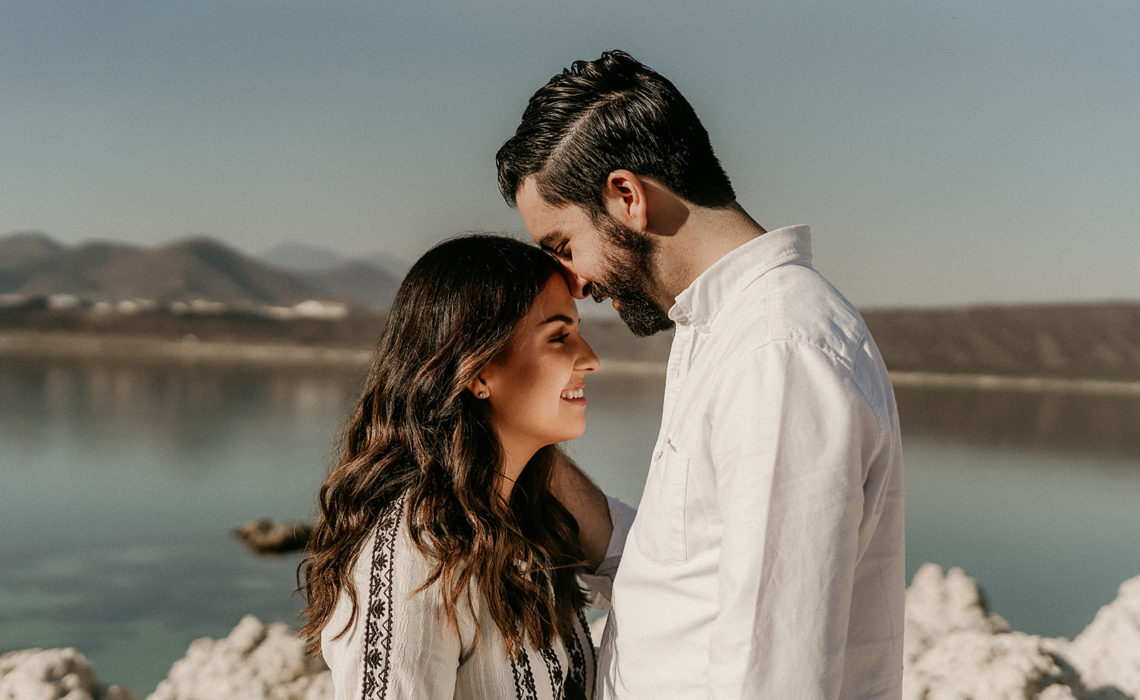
[635,437,690,564]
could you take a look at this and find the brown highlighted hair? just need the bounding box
[299,234,587,657]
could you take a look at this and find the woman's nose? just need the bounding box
[576,337,600,373]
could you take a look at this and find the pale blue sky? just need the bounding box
[3,1,1137,307]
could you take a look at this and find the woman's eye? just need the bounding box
[550,333,569,344]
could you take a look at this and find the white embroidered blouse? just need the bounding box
[321,496,599,700]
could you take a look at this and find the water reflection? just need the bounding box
[0,358,363,473]
[896,385,1140,459]
[3,357,1139,692]
[9,359,1139,461]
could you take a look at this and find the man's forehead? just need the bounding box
[515,176,546,212]
[516,179,592,240]
[515,178,551,243]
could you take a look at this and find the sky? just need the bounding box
[2,0,1137,308]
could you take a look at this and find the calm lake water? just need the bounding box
[2,356,1139,695]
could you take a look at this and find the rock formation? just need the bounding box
[0,647,135,700]
[233,518,313,554]
[6,566,1140,699]
[147,615,331,700]
[1066,576,1140,699]
[902,563,1133,699]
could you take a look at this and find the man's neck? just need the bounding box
[653,202,766,307]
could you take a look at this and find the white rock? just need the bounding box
[0,647,136,700]
[8,567,1140,700]
[1066,575,1140,698]
[902,630,1081,700]
[904,562,1010,663]
[147,616,331,700]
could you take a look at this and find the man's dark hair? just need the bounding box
[496,50,735,219]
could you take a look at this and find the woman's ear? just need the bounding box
[465,375,490,399]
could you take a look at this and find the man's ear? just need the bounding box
[602,170,649,231]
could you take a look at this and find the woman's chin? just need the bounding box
[566,423,587,441]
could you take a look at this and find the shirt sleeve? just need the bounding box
[706,340,874,699]
[579,495,637,609]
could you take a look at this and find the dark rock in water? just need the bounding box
[234,518,313,554]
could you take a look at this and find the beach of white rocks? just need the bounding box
[3,564,1138,699]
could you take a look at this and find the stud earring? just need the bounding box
[477,391,488,399]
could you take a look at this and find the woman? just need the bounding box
[300,234,603,699]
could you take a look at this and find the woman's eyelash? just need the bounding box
[551,333,569,343]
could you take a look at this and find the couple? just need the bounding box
[300,51,905,699]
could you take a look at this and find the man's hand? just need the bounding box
[547,448,613,567]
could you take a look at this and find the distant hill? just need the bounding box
[0,232,65,273]
[1,234,146,299]
[99,237,328,306]
[584,302,1140,380]
[260,242,406,308]
[4,233,1139,381]
[863,303,1140,381]
[298,260,402,309]
[259,242,350,273]
[0,233,402,309]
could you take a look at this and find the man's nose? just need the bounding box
[557,263,592,300]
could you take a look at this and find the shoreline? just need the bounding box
[0,329,671,376]
[4,329,1140,393]
[4,565,1140,699]
[889,370,1140,397]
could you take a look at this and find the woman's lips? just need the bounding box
[560,386,586,405]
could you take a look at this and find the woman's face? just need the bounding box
[478,274,600,458]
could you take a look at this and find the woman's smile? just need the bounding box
[560,384,586,404]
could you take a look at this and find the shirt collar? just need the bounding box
[669,225,813,329]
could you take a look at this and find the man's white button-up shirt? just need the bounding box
[596,226,905,699]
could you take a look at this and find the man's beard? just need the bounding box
[591,218,674,337]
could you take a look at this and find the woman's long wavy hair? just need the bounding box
[299,234,588,657]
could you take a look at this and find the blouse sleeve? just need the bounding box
[322,502,469,699]
[579,495,637,610]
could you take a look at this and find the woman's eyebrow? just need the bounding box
[536,314,575,327]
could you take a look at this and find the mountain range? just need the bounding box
[0,232,404,309]
[3,231,1140,381]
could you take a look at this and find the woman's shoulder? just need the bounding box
[356,493,462,605]
[370,492,411,549]
[356,493,428,581]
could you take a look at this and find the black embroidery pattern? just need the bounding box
[361,496,406,698]
[561,610,593,700]
[510,649,539,700]
[577,609,597,677]
[540,646,564,698]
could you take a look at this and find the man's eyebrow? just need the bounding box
[537,314,575,327]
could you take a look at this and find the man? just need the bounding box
[497,51,905,699]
